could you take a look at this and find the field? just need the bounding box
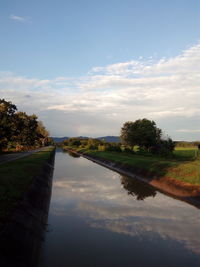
[173,146,198,160]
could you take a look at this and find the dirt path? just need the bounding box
[0,147,49,165]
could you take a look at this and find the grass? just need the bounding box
[70,146,200,186]
[173,146,198,160]
[87,150,177,175]
[0,146,54,230]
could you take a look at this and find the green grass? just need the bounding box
[87,150,177,175]
[0,146,54,229]
[173,147,198,160]
[84,147,200,186]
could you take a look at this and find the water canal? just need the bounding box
[40,149,200,267]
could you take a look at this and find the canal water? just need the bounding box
[40,149,200,267]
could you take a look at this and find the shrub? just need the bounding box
[150,138,175,155]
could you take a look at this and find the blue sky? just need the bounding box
[0,0,200,140]
[1,0,199,78]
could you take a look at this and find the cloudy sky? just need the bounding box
[1,0,200,140]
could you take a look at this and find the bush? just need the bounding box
[86,144,98,150]
[150,138,175,156]
[98,143,122,152]
[68,138,81,147]
[98,145,106,151]
[106,143,122,152]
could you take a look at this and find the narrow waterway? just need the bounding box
[40,149,200,267]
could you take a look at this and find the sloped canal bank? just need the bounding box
[40,149,200,267]
[0,147,55,267]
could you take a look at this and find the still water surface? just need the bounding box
[40,149,200,267]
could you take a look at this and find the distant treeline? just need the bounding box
[175,141,200,147]
[63,136,174,156]
[0,99,53,152]
[63,137,122,152]
[53,136,120,143]
[63,119,176,156]
[63,119,200,155]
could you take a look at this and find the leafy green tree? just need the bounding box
[120,119,162,150]
[86,138,102,150]
[0,99,17,150]
[150,137,175,155]
[68,138,81,147]
[14,112,38,147]
[0,98,50,151]
[36,121,49,146]
[63,139,69,146]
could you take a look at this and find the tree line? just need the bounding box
[0,99,52,152]
[63,118,175,156]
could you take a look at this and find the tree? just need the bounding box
[14,112,38,147]
[150,137,175,155]
[0,99,17,150]
[68,138,81,147]
[120,119,162,150]
[86,138,102,150]
[36,121,49,146]
[0,98,50,151]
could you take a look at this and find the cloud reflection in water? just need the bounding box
[52,157,200,255]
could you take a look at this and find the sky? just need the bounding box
[0,0,200,140]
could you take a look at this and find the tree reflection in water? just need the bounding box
[121,175,156,200]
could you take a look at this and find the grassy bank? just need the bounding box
[65,146,200,186]
[0,146,55,230]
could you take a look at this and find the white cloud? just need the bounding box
[176,129,200,133]
[0,42,200,139]
[50,170,200,255]
[9,14,31,23]
[90,43,200,77]
[91,60,146,76]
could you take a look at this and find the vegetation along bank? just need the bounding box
[63,119,200,206]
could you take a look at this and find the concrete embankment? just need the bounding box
[69,150,200,209]
[0,148,55,267]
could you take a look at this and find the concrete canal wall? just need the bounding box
[69,150,200,209]
[0,148,55,267]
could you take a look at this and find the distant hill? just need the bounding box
[52,137,69,143]
[97,136,121,143]
[52,136,120,143]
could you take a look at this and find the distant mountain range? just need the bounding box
[52,136,120,143]
[97,136,120,142]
